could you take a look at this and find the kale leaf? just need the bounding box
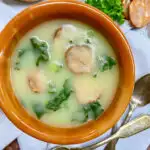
[72,101,104,123]
[30,36,49,66]
[93,55,116,78]
[83,101,104,121]
[14,49,26,70]
[97,55,117,72]
[46,79,73,111]
[32,103,45,119]
[85,0,125,24]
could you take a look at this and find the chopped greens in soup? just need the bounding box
[11,19,119,127]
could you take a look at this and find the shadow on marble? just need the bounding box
[2,0,36,6]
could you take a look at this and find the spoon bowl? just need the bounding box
[132,74,150,106]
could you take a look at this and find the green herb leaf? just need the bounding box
[92,71,99,78]
[30,36,49,66]
[88,101,104,119]
[85,0,125,24]
[46,79,73,111]
[32,103,45,119]
[14,49,26,70]
[87,30,95,37]
[49,61,63,73]
[85,39,91,44]
[69,40,73,44]
[97,55,117,72]
[63,78,73,95]
[18,49,26,57]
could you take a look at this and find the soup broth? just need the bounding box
[11,19,119,127]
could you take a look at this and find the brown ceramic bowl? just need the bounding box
[0,0,135,144]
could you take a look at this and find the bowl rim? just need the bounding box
[0,0,135,144]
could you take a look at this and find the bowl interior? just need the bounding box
[0,0,134,144]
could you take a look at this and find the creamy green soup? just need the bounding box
[11,19,119,127]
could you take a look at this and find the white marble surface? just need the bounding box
[0,1,150,150]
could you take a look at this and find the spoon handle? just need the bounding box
[83,115,150,150]
[104,102,137,150]
[117,115,150,137]
[122,102,137,125]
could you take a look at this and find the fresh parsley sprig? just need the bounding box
[85,0,125,24]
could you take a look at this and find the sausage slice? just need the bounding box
[27,70,46,93]
[65,45,93,74]
[54,27,62,39]
[129,0,148,28]
[145,0,150,17]
[122,0,132,19]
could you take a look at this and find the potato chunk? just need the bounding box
[65,45,93,74]
[74,76,101,104]
[27,70,46,93]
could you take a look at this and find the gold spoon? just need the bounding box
[104,74,150,150]
[51,74,150,150]
[51,115,150,150]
